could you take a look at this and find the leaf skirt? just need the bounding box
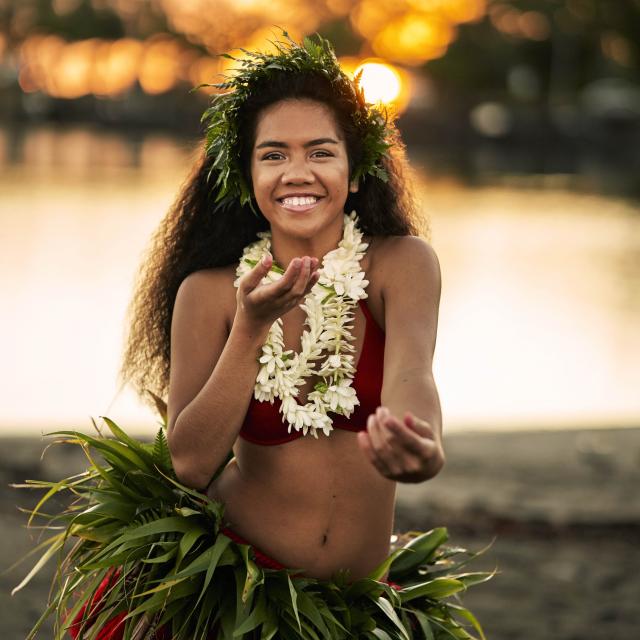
[13,416,495,640]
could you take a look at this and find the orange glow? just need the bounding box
[93,38,143,96]
[356,61,403,105]
[373,13,454,65]
[351,0,400,40]
[408,0,486,24]
[188,56,226,94]
[326,0,356,16]
[138,37,181,94]
[490,7,521,36]
[18,67,38,93]
[339,57,411,114]
[51,39,97,98]
[601,32,633,67]
[12,0,494,100]
[518,11,551,41]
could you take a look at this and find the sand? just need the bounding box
[1,426,638,639]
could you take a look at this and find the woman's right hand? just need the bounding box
[235,254,320,333]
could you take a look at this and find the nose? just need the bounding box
[281,155,315,184]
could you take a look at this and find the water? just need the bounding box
[1,125,639,435]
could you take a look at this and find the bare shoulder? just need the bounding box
[168,265,237,433]
[176,265,237,329]
[368,235,441,294]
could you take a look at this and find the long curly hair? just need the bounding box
[118,70,427,410]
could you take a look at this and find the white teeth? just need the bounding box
[281,196,318,206]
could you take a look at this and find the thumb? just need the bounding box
[240,253,273,293]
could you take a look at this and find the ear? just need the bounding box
[349,179,359,193]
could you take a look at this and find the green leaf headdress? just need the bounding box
[194,29,394,214]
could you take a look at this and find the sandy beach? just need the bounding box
[1,426,638,639]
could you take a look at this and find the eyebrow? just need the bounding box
[255,137,340,150]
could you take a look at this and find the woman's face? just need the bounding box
[250,98,356,242]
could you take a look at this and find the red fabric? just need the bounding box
[220,526,288,570]
[239,298,385,445]
[66,567,170,640]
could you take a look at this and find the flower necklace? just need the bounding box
[234,211,369,438]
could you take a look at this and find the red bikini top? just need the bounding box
[239,298,385,446]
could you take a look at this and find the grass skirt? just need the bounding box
[12,409,495,640]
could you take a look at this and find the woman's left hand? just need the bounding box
[357,406,445,482]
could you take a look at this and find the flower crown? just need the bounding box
[194,29,394,213]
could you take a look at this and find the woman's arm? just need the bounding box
[166,270,267,489]
[358,236,444,483]
[167,256,319,489]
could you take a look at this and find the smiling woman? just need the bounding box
[18,30,493,640]
[250,100,356,254]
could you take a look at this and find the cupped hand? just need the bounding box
[357,406,445,482]
[235,253,320,331]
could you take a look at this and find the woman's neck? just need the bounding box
[268,218,344,268]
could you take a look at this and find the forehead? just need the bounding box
[253,99,343,145]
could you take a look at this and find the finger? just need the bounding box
[367,414,401,473]
[386,418,432,456]
[239,253,273,294]
[359,429,394,477]
[301,269,321,297]
[403,412,436,439]
[254,257,301,301]
[375,407,428,467]
[276,258,303,294]
[366,413,386,452]
[289,256,312,298]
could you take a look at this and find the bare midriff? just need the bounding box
[207,430,396,581]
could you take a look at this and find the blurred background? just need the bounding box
[1,1,639,639]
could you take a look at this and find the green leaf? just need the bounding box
[366,546,411,581]
[118,516,195,542]
[447,603,488,640]
[411,610,435,640]
[400,577,466,603]
[176,525,207,567]
[99,416,155,460]
[152,428,172,470]
[373,596,410,640]
[238,543,263,604]
[11,533,65,594]
[389,528,449,578]
[174,533,232,582]
[234,589,268,636]
[287,573,302,633]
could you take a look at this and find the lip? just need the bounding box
[276,192,325,199]
[277,195,324,213]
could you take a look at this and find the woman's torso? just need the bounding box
[206,235,397,580]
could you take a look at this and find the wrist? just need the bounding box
[231,310,271,348]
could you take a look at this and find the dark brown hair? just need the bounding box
[118,71,426,409]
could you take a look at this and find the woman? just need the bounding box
[20,32,490,640]
[137,39,444,583]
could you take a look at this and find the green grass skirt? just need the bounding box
[12,412,495,640]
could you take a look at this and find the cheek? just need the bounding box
[251,168,274,197]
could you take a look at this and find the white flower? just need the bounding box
[258,344,286,375]
[234,213,369,437]
[323,378,359,414]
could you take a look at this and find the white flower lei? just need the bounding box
[234,211,369,438]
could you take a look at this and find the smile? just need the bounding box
[277,195,324,212]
